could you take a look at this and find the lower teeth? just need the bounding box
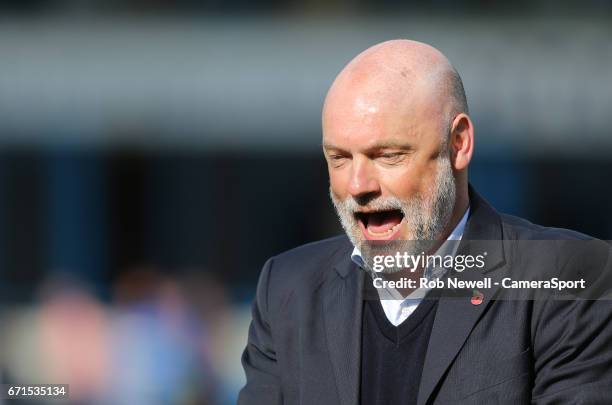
[369,223,399,236]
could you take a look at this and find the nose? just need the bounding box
[347,158,380,201]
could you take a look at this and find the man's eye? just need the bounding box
[328,155,348,167]
[378,153,405,164]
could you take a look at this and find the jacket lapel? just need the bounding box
[417,187,507,405]
[322,247,365,405]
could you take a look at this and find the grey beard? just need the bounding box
[330,155,456,274]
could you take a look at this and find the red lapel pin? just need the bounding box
[471,290,484,305]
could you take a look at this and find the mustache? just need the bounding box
[330,191,406,216]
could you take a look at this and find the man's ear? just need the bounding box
[449,113,474,171]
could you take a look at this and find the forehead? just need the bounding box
[322,86,443,150]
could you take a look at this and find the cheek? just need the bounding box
[328,170,348,198]
[378,168,421,199]
[379,162,436,199]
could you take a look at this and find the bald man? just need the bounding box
[238,40,612,405]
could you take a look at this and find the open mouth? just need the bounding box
[355,209,405,240]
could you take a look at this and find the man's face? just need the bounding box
[323,84,456,266]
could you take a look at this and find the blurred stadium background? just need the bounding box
[0,0,611,403]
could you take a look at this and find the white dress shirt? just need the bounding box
[351,208,470,326]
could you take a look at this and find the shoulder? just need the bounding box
[269,234,351,268]
[468,188,609,288]
[499,213,594,241]
[497,213,611,295]
[468,185,597,242]
[498,212,609,264]
[258,234,352,297]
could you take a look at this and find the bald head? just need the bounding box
[323,40,474,248]
[323,40,468,141]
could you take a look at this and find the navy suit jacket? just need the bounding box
[239,187,612,404]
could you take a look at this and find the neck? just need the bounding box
[440,185,469,242]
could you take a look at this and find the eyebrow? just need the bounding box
[322,143,342,151]
[322,142,414,152]
[367,141,414,151]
